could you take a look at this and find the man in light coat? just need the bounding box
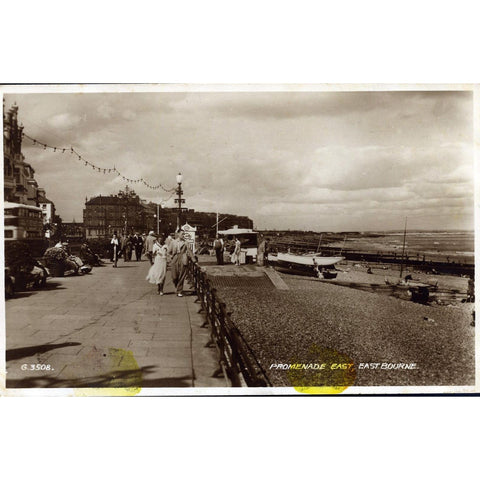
[143,231,157,265]
[170,232,196,297]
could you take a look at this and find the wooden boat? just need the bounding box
[274,252,344,277]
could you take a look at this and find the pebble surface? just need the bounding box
[216,270,475,387]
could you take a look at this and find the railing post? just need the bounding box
[191,263,271,387]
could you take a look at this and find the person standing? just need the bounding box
[146,236,168,294]
[132,232,143,261]
[231,236,241,266]
[257,235,265,266]
[213,234,224,265]
[110,232,120,268]
[143,231,156,265]
[264,238,270,267]
[170,232,196,297]
[467,275,475,303]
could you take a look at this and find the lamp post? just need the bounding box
[175,172,184,231]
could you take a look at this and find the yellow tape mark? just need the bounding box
[74,348,142,396]
[287,344,356,394]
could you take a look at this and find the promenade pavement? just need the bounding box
[4,257,226,391]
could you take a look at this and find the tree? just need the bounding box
[51,214,64,242]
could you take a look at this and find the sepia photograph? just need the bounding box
[1,85,476,395]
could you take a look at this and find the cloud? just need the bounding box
[306,143,472,191]
[47,112,83,130]
[4,90,474,231]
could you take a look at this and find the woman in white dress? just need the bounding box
[146,237,168,294]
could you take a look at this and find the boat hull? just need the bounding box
[273,253,344,277]
[277,252,344,266]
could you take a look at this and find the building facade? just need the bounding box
[37,188,56,226]
[3,102,55,213]
[83,187,155,238]
[83,187,254,240]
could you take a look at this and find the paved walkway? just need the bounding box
[5,258,225,390]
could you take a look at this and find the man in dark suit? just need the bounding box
[132,232,143,261]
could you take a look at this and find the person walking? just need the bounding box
[121,234,132,262]
[170,232,196,297]
[146,236,168,295]
[165,233,174,251]
[110,232,120,268]
[143,231,156,265]
[213,234,224,265]
[127,234,134,261]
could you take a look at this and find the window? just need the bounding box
[5,230,13,238]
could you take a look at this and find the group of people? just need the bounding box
[145,231,197,296]
[51,240,92,274]
[110,232,145,266]
[110,230,197,296]
[212,235,269,266]
[213,235,241,266]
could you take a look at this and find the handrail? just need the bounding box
[187,260,271,387]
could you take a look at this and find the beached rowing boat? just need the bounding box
[277,252,344,266]
[270,252,345,277]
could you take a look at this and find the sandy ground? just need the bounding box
[333,260,469,291]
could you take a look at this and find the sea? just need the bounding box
[334,231,474,264]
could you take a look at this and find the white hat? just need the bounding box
[148,231,155,235]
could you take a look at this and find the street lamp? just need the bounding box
[175,172,184,231]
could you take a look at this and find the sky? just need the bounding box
[3,89,474,231]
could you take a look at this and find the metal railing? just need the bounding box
[187,260,271,387]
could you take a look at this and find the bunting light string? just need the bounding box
[161,191,175,203]
[22,132,176,192]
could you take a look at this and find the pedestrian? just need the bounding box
[231,236,241,266]
[170,231,196,297]
[146,236,168,295]
[213,234,224,265]
[467,275,475,303]
[256,235,265,266]
[132,232,143,261]
[121,234,132,262]
[143,230,156,265]
[165,233,174,250]
[110,231,120,268]
[264,238,270,267]
[167,232,179,257]
[127,234,134,261]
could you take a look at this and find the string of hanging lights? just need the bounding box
[22,132,176,192]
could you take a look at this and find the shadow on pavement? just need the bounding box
[43,281,66,289]
[6,282,67,300]
[6,365,193,389]
[6,342,82,361]
[5,292,35,300]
